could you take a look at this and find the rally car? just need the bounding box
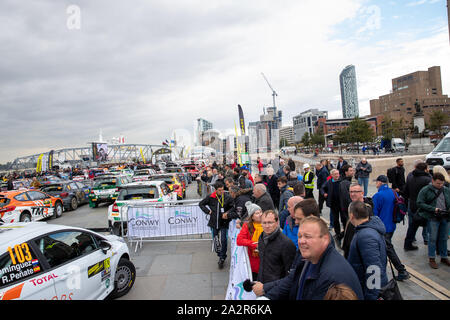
[182,164,200,180]
[107,181,178,236]
[0,222,135,300]
[0,190,64,223]
[131,169,156,182]
[89,175,132,208]
[147,174,185,200]
[40,181,91,211]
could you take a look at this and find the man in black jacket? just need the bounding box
[228,186,251,222]
[321,169,344,245]
[403,162,432,250]
[253,216,363,300]
[315,162,329,214]
[253,184,275,212]
[339,164,354,226]
[199,181,235,268]
[256,210,296,284]
[336,156,348,177]
[389,158,406,194]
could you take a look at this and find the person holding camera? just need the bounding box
[416,172,450,269]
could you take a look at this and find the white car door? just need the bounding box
[33,230,114,300]
[0,241,57,300]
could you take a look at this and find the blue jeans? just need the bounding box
[427,219,449,258]
[358,177,369,197]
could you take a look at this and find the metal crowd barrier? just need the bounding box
[119,199,213,253]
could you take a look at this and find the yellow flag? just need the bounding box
[139,148,146,164]
[36,154,44,173]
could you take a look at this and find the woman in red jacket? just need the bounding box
[236,202,263,280]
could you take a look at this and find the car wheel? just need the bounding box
[53,202,63,219]
[109,258,136,299]
[70,197,78,211]
[20,211,32,222]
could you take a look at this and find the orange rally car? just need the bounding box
[0,190,64,223]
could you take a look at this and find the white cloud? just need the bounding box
[0,0,449,163]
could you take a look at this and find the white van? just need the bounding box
[391,138,405,152]
[426,132,450,171]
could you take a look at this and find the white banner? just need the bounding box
[225,220,257,300]
[126,204,210,238]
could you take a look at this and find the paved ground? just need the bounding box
[47,179,450,300]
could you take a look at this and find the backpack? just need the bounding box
[387,167,396,184]
[391,189,407,224]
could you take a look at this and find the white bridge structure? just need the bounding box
[9,144,185,170]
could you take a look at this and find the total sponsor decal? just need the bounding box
[29,273,58,286]
[168,210,198,225]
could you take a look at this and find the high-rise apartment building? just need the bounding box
[340,65,360,119]
[194,118,213,146]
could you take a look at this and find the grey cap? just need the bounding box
[245,201,262,217]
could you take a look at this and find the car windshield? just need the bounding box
[94,179,116,188]
[434,138,450,152]
[41,184,64,193]
[118,186,159,200]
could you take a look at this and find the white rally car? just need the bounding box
[108,181,177,235]
[131,169,156,182]
[0,222,135,300]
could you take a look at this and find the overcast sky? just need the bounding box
[1,0,449,163]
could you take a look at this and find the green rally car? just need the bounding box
[89,174,133,208]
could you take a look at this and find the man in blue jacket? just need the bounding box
[282,196,304,248]
[348,201,388,300]
[372,175,409,281]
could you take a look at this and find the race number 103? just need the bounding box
[7,243,33,265]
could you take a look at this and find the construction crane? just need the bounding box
[261,72,278,109]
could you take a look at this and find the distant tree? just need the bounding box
[310,129,325,146]
[381,114,403,140]
[279,138,289,148]
[301,132,311,146]
[429,110,449,136]
[347,117,375,143]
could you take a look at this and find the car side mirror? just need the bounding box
[99,240,112,254]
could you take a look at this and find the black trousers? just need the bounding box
[385,232,406,273]
[318,191,326,214]
[305,188,315,200]
[331,205,348,237]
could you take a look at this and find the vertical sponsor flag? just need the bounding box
[139,148,146,164]
[36,154,44,173]
[48,150,54,171]
[238,104,246,136]
[234,122,242,166]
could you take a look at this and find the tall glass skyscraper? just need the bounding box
[340,65,359,119]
